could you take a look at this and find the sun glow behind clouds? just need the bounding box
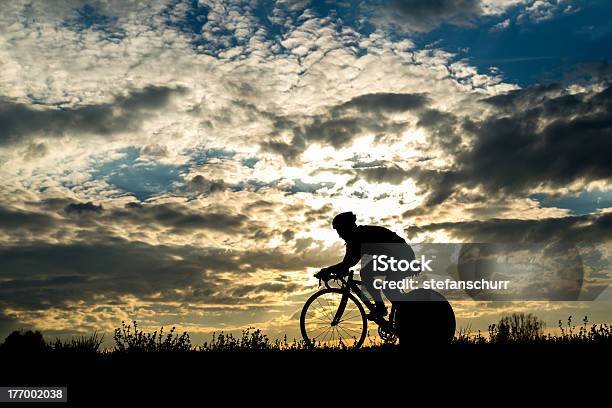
[298,133,421,222]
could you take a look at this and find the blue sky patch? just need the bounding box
[531,188,612,215]
[241,157,259,168]
[90,147,184,201]
[161,0,210,52]
[161,0,209,35]
[63,4,125,42]
[412,0,612,86]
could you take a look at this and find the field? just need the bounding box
[2,313,610,403]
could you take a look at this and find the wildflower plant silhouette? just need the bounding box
[113,321,191,352]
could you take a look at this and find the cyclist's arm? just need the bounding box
[325,242,360,274]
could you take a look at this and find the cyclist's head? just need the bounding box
[332,211,357,239]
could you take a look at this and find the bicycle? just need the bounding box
[300,269,400,349]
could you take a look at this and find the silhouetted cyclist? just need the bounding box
[316,212,416,318]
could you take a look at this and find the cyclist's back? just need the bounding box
[348,225,408,255]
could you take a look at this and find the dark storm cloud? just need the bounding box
[324,163,447,197]
[37,198,248,234]
[385,0,482,31]
[0,205,59,234]
[187,175,227,194]
[0,240,234,310]
[0,311,34,340]
[460,83,612,192]
[338,93,430,113]
[406,82,612,210]
[230,282,301,297]
[303,203,334,224]
[416,108,462,153]
[351,164,412,185]
[112,202,247,233]
[242,199,276,211]
[2,201,258,240]
[64,201,104,214]
[482,83,564,111]
[407,212,612,243]
[570,61,612,83]
[261,92,430,161]
[0,237,338,311]
[0,85,187,146]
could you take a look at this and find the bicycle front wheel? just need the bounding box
[300,288,367,349]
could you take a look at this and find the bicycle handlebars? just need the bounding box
[315,269,353,289]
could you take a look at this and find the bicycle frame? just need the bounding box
[325,270,388,327]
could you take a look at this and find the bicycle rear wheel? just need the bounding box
[300,288,367,349]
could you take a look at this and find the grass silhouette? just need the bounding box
[455,314,612,345]
[1,314,610,354]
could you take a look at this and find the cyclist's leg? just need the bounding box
[381,244,418,302]
[360,261,387,316]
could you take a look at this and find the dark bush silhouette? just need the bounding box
[0,330,47,353]
[490,313,545,343]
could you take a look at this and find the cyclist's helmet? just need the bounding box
[332,211,357,230]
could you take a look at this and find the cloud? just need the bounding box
[466,83,612,188]
[0,236,338,312]
[0,200,255,244]
[407,212,612,243]
[140,144,170,158]
[23,142,48,160]
[0,240,234,310]
[0,205,59,238]
[64,201,104,215]
[490,18,511,31]
[383,0,483,31]
[350,164,413,185]
[111,202,248,234]
[377,0,573,32]
[517,0,559,23]
[187,175,227,194]
[261,92,431,161]
[410,82,612,209]
[0,311,34,341]
[0,86,187,146]
[230,282,302,297]
[339,92,430,113]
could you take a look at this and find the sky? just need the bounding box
[0,0,611,345]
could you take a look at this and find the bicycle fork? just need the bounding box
[331,292,350,326]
